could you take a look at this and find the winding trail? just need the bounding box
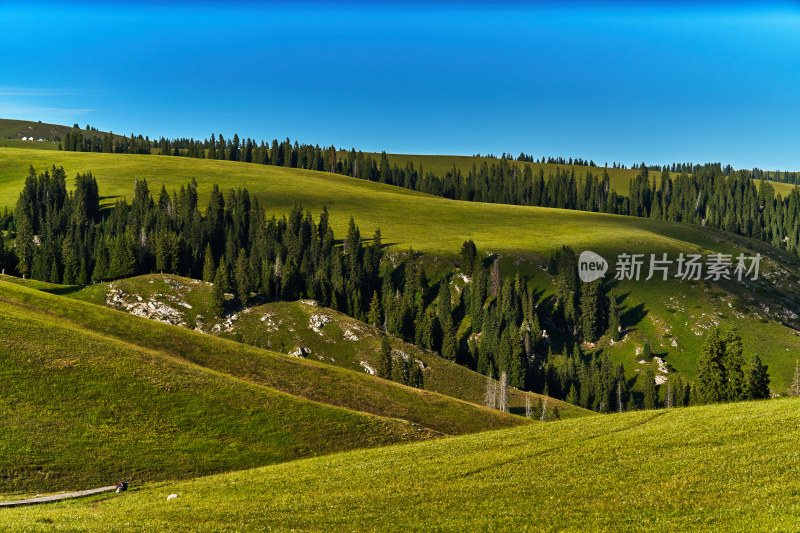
[0,486,117,508]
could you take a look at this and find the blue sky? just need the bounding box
[1,1,799,169]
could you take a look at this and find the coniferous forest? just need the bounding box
[57,128,800,260]
[0,165,772,411]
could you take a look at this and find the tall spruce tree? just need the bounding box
[377,336,392,379]
[234,248,251,305]
[724,328,746,401]
[202,244,216,283]
[697,328,727,403]
[211,267,226,318]
[745,354,770,399]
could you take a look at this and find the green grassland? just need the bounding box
[0,277,523,437]
[0,147,794,257]
[4,397,799,531]
[1,147,800,394]
[0,281,441,494]
[66,274,589,419]
[0,138,60,150]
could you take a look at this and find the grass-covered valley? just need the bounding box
[1,123,800,530]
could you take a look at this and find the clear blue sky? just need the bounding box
[1,1,799,169]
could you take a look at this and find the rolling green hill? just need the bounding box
[0,118,122,144]
[66,274,588,419]
[1,147,799,395]
[0,280,439,493]
[4,397,799,531]
[0,277,530,493]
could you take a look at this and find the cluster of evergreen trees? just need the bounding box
[696,327,770,402]
[61,129,152,155]
[626,165,800,257]
[8,167,386,328]
[375,336,424,389]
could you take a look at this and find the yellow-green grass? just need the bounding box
[5,398,800,531]
[0,277,523,437]
[0,147,789,258]
[67,274,590,420]
[0,281,440,493]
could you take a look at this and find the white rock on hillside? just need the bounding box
[309,314,331,333]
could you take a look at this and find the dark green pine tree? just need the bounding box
[92,240,109,282]
[566,383,578,405]
[745,354,771,400]
[208,134,217,160]
[724,328,746,401]
[202,244,216,283]
[211,267,226,318]
[61,235,78,284]
[367,290,381,327]
[579,280,602,342]
[607,292,621,341]
[234,248,251,306]
[14,213,34,278]
[440,304,457,361]
[109,233,137,279]
[377,336,392,379]
[697,328,727,403]
[391,353,408,385]
[216,253,230,292]
[642,368,657,409]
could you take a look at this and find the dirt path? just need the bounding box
[0,486,117,508]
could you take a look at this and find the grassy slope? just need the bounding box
[6,398,800,531]
[0,147,790,256]
[67,274,589,419]
[0,118,125,143]
[1,148,799,392]
[0,277,523,437]
[0,283,441,494]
